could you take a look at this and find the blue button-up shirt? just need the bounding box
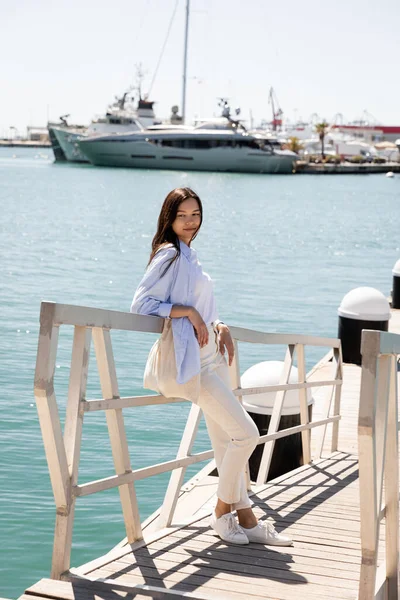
[131,240,219,384]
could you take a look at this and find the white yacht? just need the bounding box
[48,93,160,163]
[78,105,297,174]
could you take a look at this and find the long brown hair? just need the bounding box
[148,187,203,274]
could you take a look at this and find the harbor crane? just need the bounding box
[268,87,283,131]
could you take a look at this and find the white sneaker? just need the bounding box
[240,520,293,546]
[210,511,249,545]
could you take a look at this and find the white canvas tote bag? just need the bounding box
[144,319,200,402]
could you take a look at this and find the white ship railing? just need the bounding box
[358,329,400,600]
[34,301,343,579]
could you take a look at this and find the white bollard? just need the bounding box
[338,287,390,365]
[241,361,314,481]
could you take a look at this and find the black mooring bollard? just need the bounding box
[241,361,314,483]
[392,260,400,309]
[338,287,390,365]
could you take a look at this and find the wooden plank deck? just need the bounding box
[20,309,400,600]
[73,454,367,599]
[67,449,390,600]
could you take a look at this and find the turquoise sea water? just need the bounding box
[1,147,399,597]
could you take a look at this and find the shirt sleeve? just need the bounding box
[130,247,177,318]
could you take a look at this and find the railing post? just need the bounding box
[256,345,295,485]
[34,304,69,509]
[34,303,72,580]
[384,354,399,598]
[51,326,92,579]
[374,355,391,523]
[316,346,343,457]
[158,404,202,529]
[330,345,343,453]
[297,344,311,464]
[92,327,142,542]
[358,330,381,600]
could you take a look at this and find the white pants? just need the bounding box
[197,326,259,509]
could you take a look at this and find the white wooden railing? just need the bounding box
[358,329,400,600]
[34,301,343,580]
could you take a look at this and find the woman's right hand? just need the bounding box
[188,307,209,348]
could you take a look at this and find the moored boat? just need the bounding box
[78,126,296,174]
[78,102,296,174]
[48,94,160,163]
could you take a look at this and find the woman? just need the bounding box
[131,187,292,546]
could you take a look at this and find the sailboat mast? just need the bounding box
[181,0,190,123]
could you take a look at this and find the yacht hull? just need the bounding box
[79,138,295,174]
[52,127,89,163]
[47,127,67,162]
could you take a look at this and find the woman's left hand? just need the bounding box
[217,324,235,366]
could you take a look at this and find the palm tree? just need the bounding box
[286,136,303,154]
[315,122,329,159]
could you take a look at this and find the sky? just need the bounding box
[1,0,400,136]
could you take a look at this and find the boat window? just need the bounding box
[213,140,230,147]
[143,137,273,151]
[159,139,212,149]
[242,138,273,152]
[184,139,211,149]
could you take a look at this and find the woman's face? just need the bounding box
[172,197,201,246]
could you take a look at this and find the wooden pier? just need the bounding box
[0,140,51,148]
[20,303,400,600]
[295,161,400,174]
